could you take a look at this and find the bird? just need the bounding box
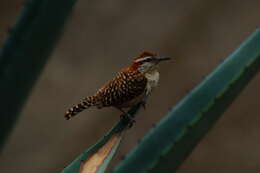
[64,51,171,122]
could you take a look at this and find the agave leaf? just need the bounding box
[113,29,260,173]
[61,103,142,173]
[0,0,78,150]
[79,132,123,173]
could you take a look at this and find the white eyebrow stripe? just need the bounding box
[134,56,151,62]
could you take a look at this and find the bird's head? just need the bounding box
[131,51,171,73]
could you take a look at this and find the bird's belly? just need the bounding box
[117,92,145,108]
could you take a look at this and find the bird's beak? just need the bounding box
[157,56,171,62]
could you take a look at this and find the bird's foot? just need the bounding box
[120,113,136,128]
[140,100,147,110]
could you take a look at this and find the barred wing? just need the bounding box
[96,70,147,107]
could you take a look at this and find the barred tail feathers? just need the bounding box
[65,96,97,120]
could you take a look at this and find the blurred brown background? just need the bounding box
[1,0,260,173]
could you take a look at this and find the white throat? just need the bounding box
[145,69,159,95]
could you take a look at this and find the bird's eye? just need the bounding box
[135,56,154,63]
[143,57,153,62]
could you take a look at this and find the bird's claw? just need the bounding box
[120,113,136,128]
[140,100,146,109]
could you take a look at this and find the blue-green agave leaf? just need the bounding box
[0,0,78,150]
[61,103,142,173]
[79,132,123,173]
[113,28,260,173]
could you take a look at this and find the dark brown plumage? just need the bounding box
[65,69,147,120]
[65,51,170,120]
